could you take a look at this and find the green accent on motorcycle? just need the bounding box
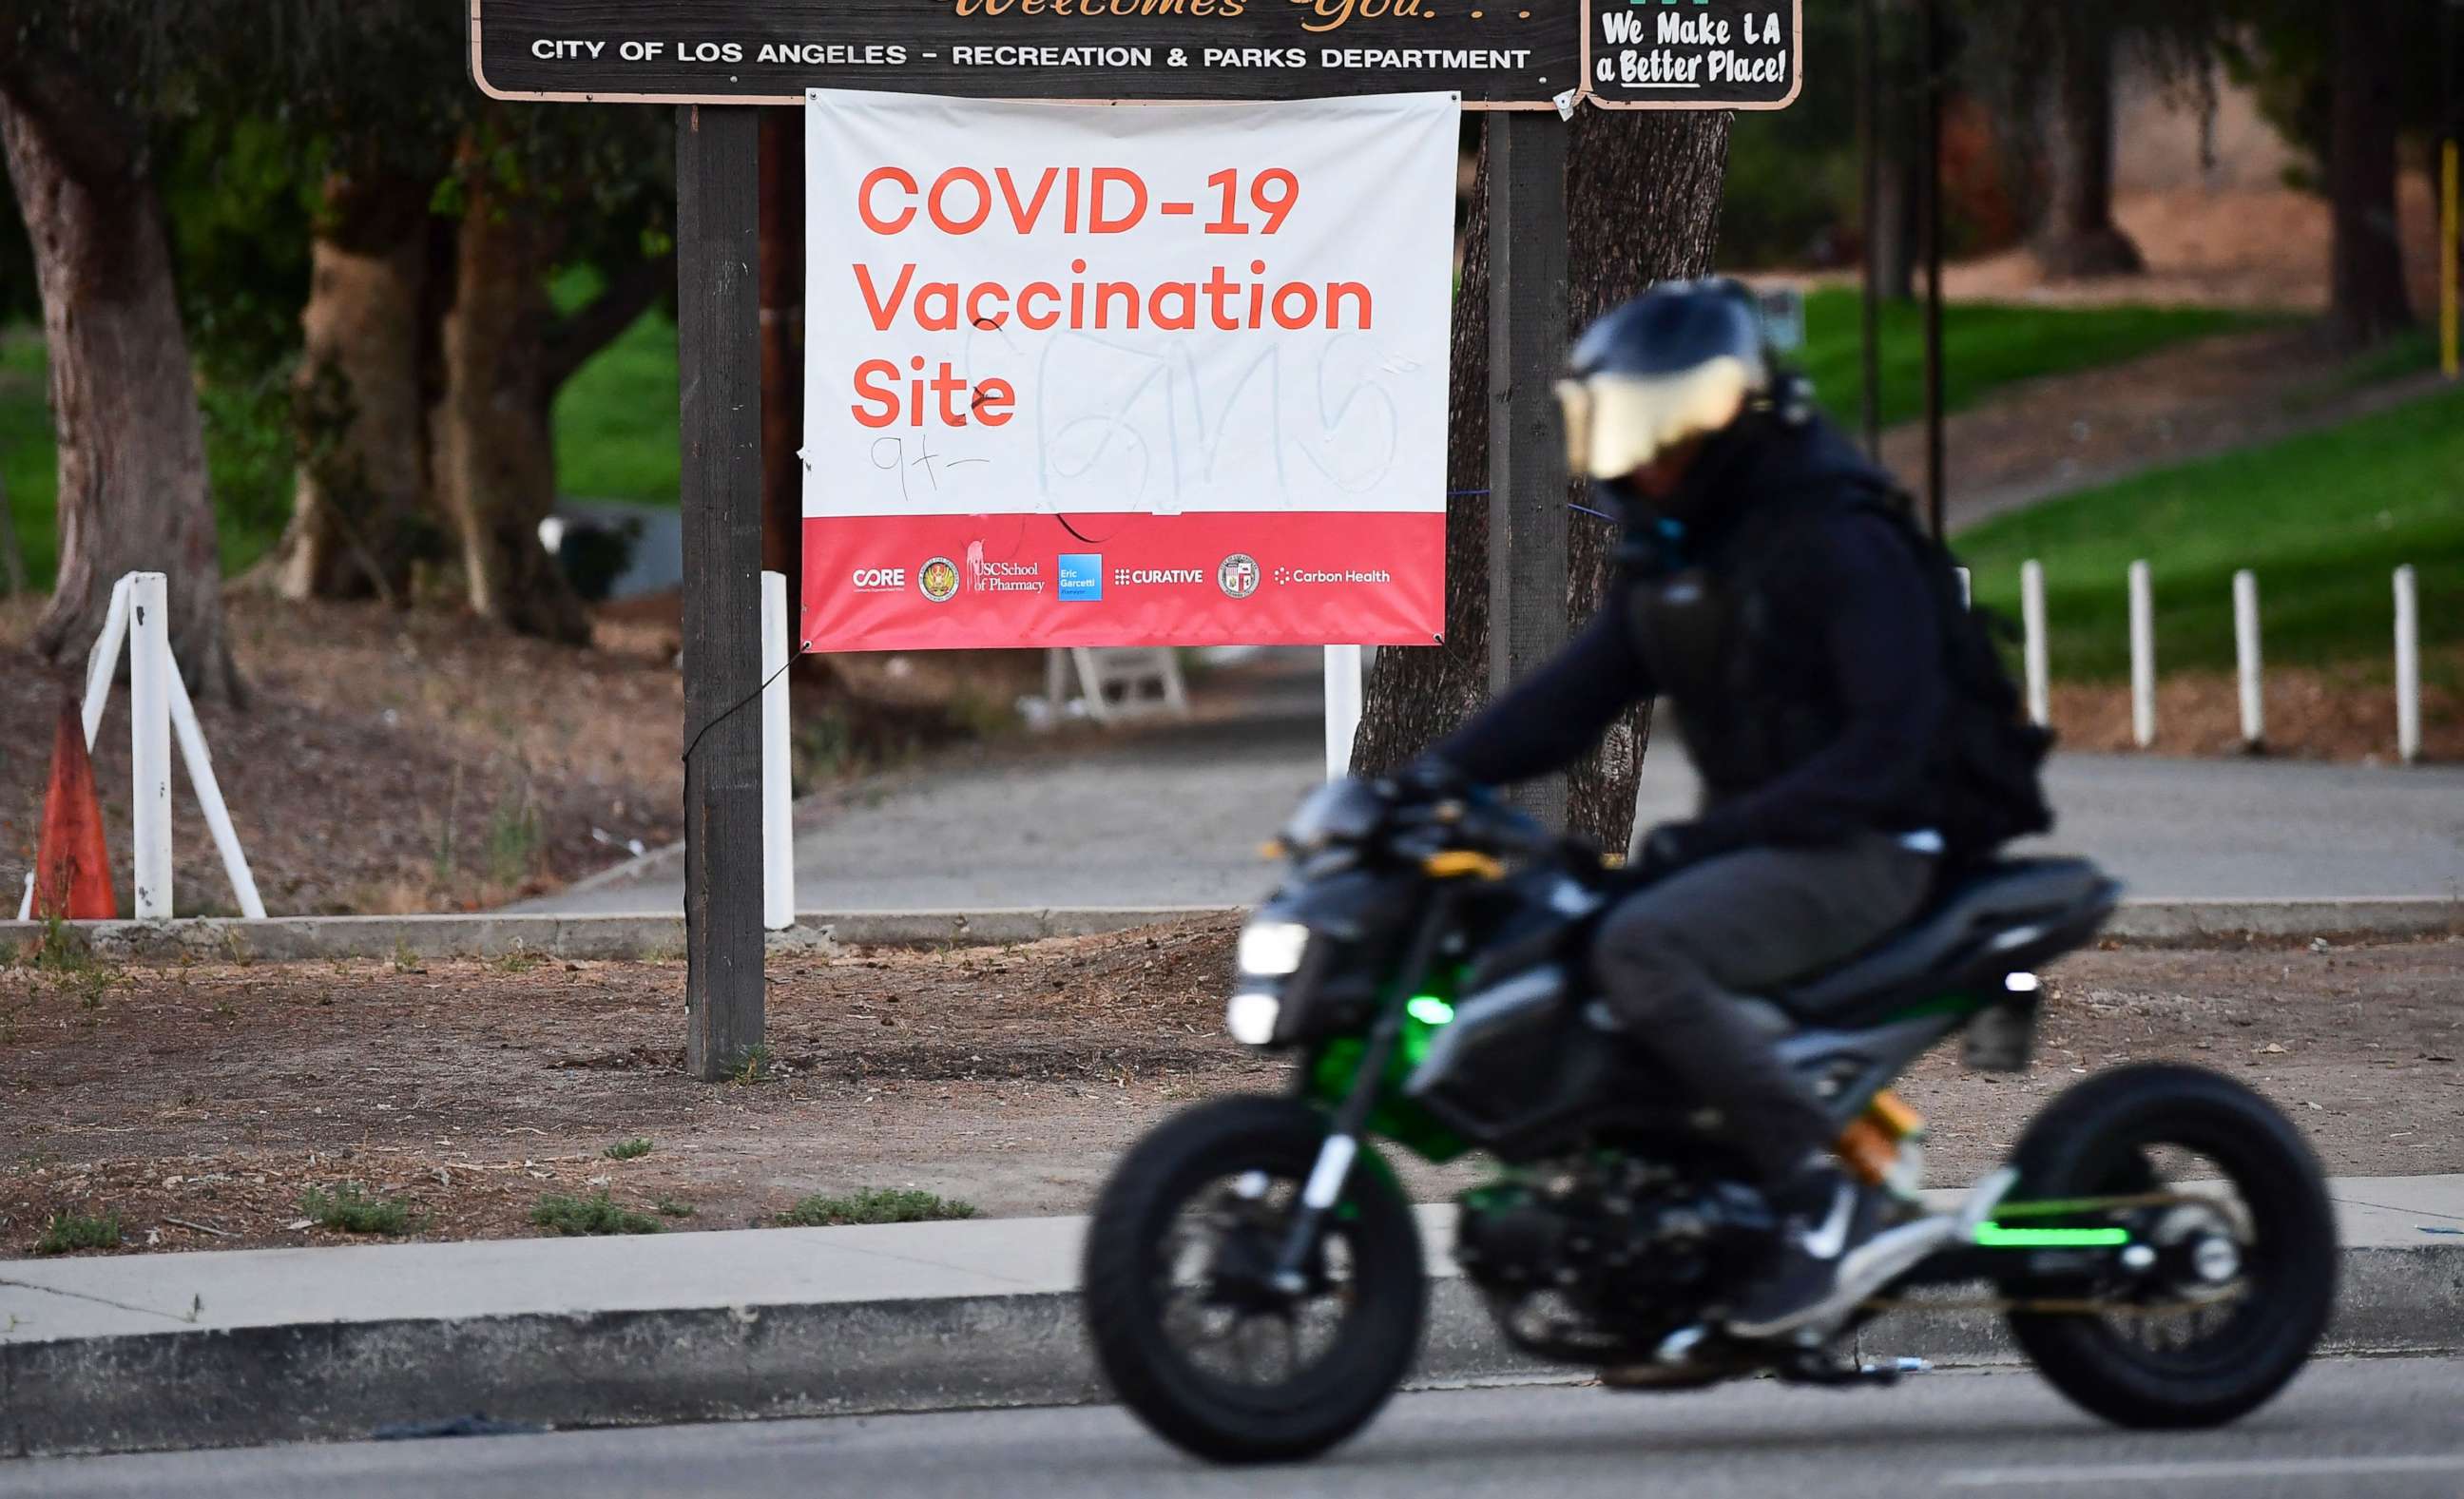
[1404,995,1455,1027]
[1974,1221,2130,1248]
[1888,991,1990,1024]
[1308,1036,1471,1164]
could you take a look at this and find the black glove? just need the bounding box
[1633,821,1716,880]
[1392,754,1473,804]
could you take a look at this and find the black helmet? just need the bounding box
[1555,278,1798,487]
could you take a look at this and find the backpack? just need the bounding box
[1854,490,2056,860]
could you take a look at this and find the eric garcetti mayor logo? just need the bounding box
[1058,554,1104,602]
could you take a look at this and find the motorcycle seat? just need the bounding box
[1777,857,2118,1021]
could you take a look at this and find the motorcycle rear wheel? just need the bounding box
[2001,1063,2336,1429]
[1082,1094,1425,1464]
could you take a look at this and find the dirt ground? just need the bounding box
[4,920,2455,1259]
[2045,652,2464,764]
[0,594,1042,917]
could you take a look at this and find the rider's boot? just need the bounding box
[1723,1157,1907,1340]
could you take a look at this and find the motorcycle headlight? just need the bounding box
[1237,920,1310,978]
[1225,991,1281,1047]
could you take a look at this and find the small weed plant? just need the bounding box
[779,1188,978,1228]
[35,1210,123,1255]
[604,1137,654,1161]
[299,1183,411,1236]
[531,1190,664,1237]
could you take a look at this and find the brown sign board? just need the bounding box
[469,0,1587,108]
[467,2,1798,110]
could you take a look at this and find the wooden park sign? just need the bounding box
[470,2,1800,110]
[470,0,1586,107]
[464,0,1794,1080]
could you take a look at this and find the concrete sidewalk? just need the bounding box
[530,713,2464,915]
[7,1176,2461,1458]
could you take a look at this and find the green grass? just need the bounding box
[35,1210,123,1255]
[1957,383,2464,682]
[551,300,679,506]
[778,1187,979,1228]
[298,1183,412,1236]
[1,331,57,590]
[530,1189,664,1237]
[1796,289,2268,432]
[604,1137,654,1161]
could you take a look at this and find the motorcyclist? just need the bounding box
[1415,278,1954,1338]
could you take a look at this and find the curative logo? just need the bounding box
[1058,554,1104,602]
[1114,567,1206,586]
[918,557,962,603]
[852,567,908,593]
[1217,554,1261,599]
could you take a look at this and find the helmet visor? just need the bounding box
[1555,356,1755,480]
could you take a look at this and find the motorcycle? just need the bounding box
[1081,778,2337,1464]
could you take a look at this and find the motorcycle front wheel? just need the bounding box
[2001,1063,2337,1429]
[1081,1094,1426,1464]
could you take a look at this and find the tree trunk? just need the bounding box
[0,81,239,701]
[2031,20,2143,279]
[0,465,25,597]
[1871,106,1921,303]
[267,170,434,603]
[430,159,590,644]
[2326,0,2414,347]
[1352,108,1732,853]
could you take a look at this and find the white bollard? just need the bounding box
[1324,644,1364,780]
[2127,560,2156,750]
[2395,565,2421,764]
[760,571,794,931]
[2233,569,2263,751]
[127,572,174,920]
[2020,560,2050,728]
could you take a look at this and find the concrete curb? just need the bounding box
[3,898,2454,964]
[6,1246,2456,1459]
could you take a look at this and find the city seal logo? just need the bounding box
[918,556,961,603]
[1217,553,1261,600]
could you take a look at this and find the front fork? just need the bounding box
[1268,894,1456,1292]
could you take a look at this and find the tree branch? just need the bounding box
[539,253,674,397]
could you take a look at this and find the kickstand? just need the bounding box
[1775,1352,1933,1389]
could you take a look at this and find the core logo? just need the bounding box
[853,567,907,592]
[918,557,962,603]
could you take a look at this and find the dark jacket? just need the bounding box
[1436,414,1947,859]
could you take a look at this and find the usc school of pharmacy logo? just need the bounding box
[1217,554,1261,599]
[918,557,961,604]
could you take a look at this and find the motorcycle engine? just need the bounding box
[1454,1161,1776,1358]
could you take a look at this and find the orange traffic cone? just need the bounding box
[29,695,115,921]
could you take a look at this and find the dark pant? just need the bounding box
[1589,834,1939,1182]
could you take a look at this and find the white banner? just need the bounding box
[800,88,1457,521]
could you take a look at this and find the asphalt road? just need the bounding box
[533,681,2464,913]
[10,1359,2460,1498]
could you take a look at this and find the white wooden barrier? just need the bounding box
[2395,565,2421,765]
[760,571,794,931]
[2020,559,2050,728]
[2233,569,2263,750]
[2127,560,2156,749]
[17,571,264,922]
[1324,644,1364,779]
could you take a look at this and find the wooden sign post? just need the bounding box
[465,0,1797,1079]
